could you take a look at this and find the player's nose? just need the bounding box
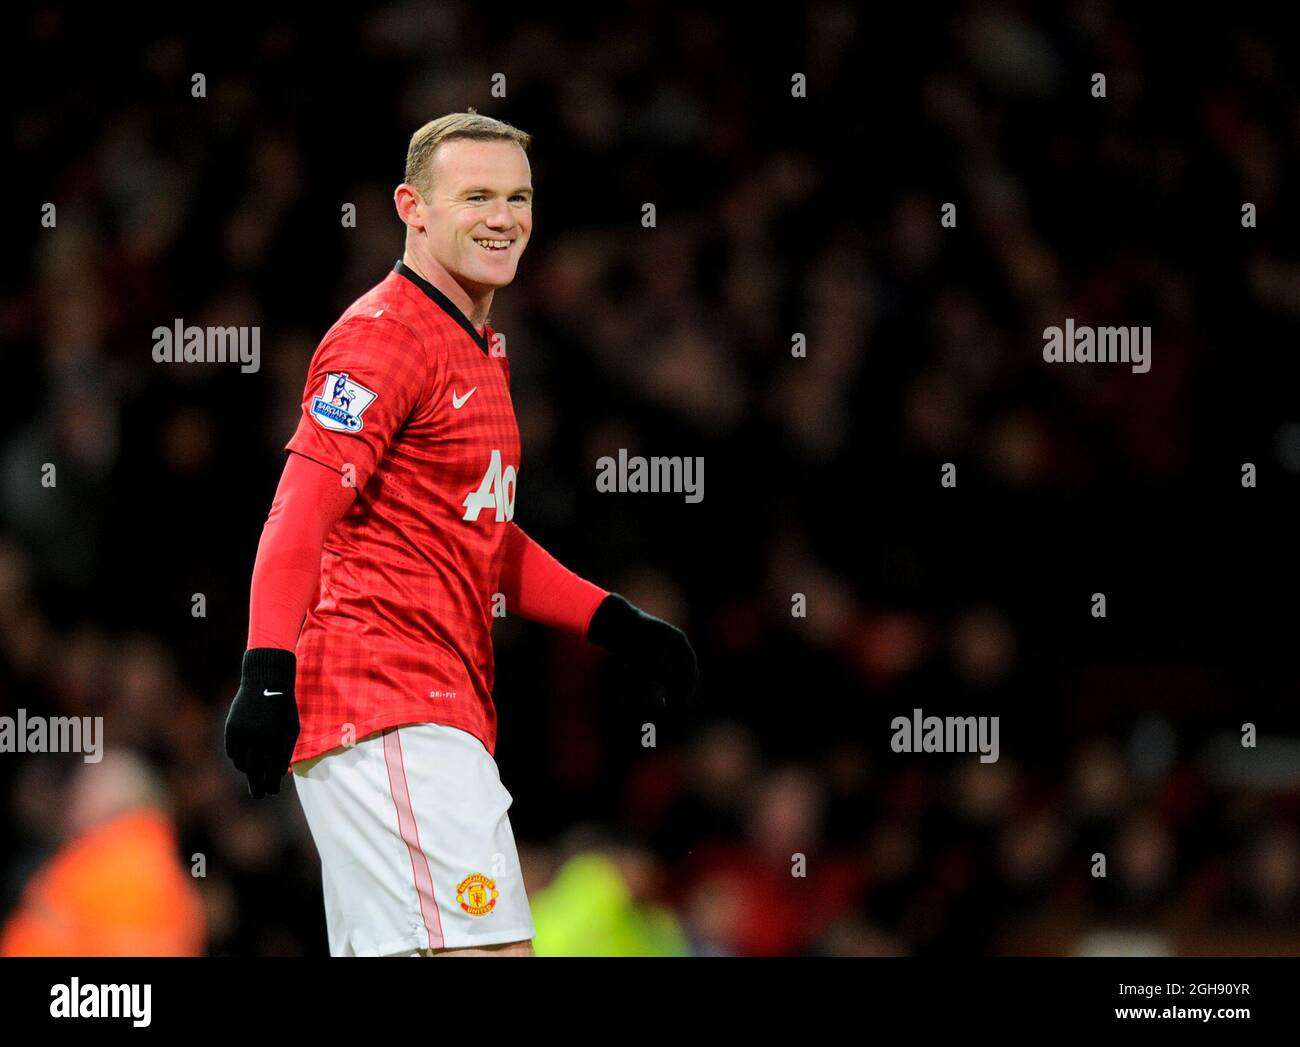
[482,200,516,229]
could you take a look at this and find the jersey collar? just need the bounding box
[393,260,490,356]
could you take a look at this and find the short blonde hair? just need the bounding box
[404,109,532,196]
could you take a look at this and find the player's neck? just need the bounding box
[401,251,491,335]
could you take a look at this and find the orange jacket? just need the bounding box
[0,806,206,956]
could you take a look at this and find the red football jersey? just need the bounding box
[285,261,520,764]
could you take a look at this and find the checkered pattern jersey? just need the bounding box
[284,265,520,764]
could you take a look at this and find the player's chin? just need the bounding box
[473,257,520,287]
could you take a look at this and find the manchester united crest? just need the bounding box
[456,872,499,916]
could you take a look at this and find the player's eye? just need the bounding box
[468,194,486,202]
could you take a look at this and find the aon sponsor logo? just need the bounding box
[462,449,517,522]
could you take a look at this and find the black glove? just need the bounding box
[587,593,699,707]
[224,648,300,799]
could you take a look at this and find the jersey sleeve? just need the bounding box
[247,451,358,651]
[498,522,609,635]
[285,313,431,490]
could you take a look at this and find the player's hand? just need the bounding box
[587,593,700,708]
[224,648,300,799]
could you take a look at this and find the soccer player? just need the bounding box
[223,112,699,957]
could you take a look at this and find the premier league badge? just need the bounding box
[310,372,377,432]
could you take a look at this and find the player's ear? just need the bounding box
[394,183,425,230]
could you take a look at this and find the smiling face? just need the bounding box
[417,138,533,296]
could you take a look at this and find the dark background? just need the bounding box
[2,2,1298,955]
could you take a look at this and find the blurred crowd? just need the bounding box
[2,3,1298,955]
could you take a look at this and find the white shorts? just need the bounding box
[291,722,535,956]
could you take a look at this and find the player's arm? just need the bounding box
[224,452,356,799]
[499,522,700,706]
[225,312,430,798]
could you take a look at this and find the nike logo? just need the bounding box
[263,690,283,697]
[452,387,477,409]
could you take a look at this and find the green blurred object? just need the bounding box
[531,852,689,957]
